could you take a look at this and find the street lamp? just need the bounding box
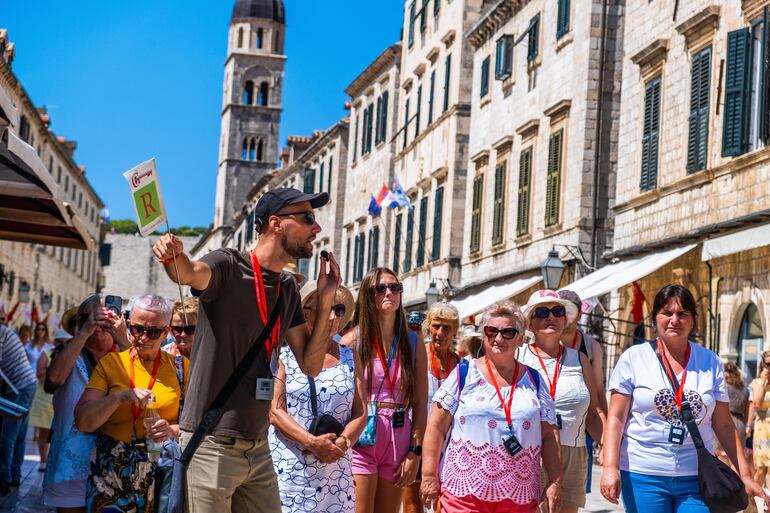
[425,280,441,309]
[41,293,52,313]
[541,250,565,290]
[18,280,31,303]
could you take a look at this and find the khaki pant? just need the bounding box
[179,431,281,513]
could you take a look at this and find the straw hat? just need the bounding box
[60,306,79,335]
[282,261,305,283]
[299,281,355,330]
[52,329,72,342]
[523,289,579,324]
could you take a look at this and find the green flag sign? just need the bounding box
[122,158,167,236]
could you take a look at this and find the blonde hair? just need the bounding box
[423,302,460,337]
[479,301,526,334]
[172,297,199,325]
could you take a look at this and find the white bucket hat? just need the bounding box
[523,289,579,324]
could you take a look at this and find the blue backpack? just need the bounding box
[457,359,540,394]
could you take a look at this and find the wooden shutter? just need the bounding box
[404,99,410,149]
[557,0,570,39]
[434,0,440,16]
[527,14,540,62]
[722,29,750,157]
[408,1,416,47]
[303,168,315,193]
[421,0,428,31]
[641,77,661,191]
[375,96,382,144]
[345,237,351,283]
[393,213,402,273]
[687,47,711,173]
[319,162,325,194]
[417,196,428,267]
[517,147,532,236]
[352,235,359,282]
[367,228,373,270]
[327,156,333,192]
[762,7,770,145]
[470,174,484,252]
[405,207,414,271]
[545,130,563,227]
[480,56,490,98]
[443,54,452,112]
[415,84,422,137]
[495,35,513,80]
[492,162,506,245]
[372,226,380,268]
[381,91,389,142]
[428,70,435,125]
[358,232,366,280]
[353,114,359,161]
[431,186,443,260]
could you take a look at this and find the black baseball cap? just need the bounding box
[253,187,329,232]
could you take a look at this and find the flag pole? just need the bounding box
[165,221,189,326]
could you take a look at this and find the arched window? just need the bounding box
[738,303,764,380]
[257,139,264,161]
[241,138,249,160]
[237,27,244,48]
[248,138,256,161]
[243,81,254,105]
[258,82,269,106]
[256,28,263,49]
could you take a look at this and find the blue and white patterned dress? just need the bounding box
[268,344,356,513]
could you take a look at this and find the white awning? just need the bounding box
[702,223,770,261]
[561,244,697,300]
[451,275,542,319]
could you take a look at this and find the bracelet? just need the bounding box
[339,434,352,451]
[158,257,176,264]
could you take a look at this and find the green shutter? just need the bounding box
[545,130,563,227]
[345,236,351,283]
[434,0,440,16]
[443,54,452,112]
[404,99,410,149]
[375,96,382,144]
[470,174,484,252]
[367,228,373,270]
[527,14,540,62]
[353,115,359,161]
[408,1,416,47]
[405,207,414,271]
[303,168,315,193]
[428,70,435,125]
[517,147,532,236]
[352,235,359,282]
[417,196,428,267]
[492,162,506,245]
[762,7,770,145]
[495,35,513,80]
[381,91,389,142]
[722,29,750,157]
[557,0,570,39]
[687,47,711,173]
[372,226,379,268]
[480,56,490,98]
[641,77,661,192]
[319,162,325,194]
[415,84,422,137]
[327,156,333,192]
[431,186,443,260]
[421,0,428,31]
[394,213,402,273]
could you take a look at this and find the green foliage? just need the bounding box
[107,219,208,237]
[108,219,139,234]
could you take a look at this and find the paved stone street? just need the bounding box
[582,464,624,513]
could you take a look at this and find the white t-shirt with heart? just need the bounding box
[609,340,728,477]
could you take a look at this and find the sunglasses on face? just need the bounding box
[274,210,315,225]
[483,326,519,340]
[304,303,347,318]
[170,325,196,336]
[128,324,168,340]
[532,306,566,319]
[375,283,404,295]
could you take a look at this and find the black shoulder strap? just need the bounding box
[648,341,705,450]
[179,300,281,467]
[308,377,319,418]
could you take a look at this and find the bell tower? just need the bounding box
[214,0,286,228]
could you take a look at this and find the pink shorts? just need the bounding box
[351,407,412,481]
[440,489,537,513]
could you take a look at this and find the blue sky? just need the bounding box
[3,1,404,228]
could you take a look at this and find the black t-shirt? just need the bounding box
[179,248,305,440]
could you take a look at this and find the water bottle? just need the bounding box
[143,397,163,461]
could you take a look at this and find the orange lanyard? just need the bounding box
[657,339,690,411]
[533,345,563,400]
[374,337,400,398]
[129,349,161,424]
[250,251,281,359]
[428,344,452,380]
[484,357,518,431]
[570,332,580,351]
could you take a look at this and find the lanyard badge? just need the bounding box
[656,339,691,445]
[250,251,282,401]
[484,357,522,457]
[534,345,563,429]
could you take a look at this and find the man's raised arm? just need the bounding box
[152,233,213,292]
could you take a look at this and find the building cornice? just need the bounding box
[344,43,401,98]
[467,0,523,49]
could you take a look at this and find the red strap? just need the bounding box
[374,338,400,398]
[428,344,452,380]
[657,339,690,411]
[250,251,282,358]
[534,344,563,400]
[129,349,162,424]
[484,356,518,430]
[570,332,580,351]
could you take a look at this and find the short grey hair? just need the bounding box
[478,301,526,335]
[129,294,172,324]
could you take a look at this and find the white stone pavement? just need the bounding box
[582,464,624,513]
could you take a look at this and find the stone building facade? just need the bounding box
[605,0,770,378]
[0,29,104,327]
[342,44,401,296]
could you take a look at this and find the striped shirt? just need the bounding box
[0,326,36,391]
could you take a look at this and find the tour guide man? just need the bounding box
[152,187,341,513]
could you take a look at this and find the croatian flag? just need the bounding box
[368,195,382,217]
[386,176,411,209]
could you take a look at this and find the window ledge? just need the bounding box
[527,56,542,72]
[480,96,492,109]
[543,223,564,237]
[515,234,532,248]
[555,33,573,53]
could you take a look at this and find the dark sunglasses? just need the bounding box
[374,283,404,294]
[128,324,168,340]
[170,325,196,336]
[274,210,315,225]
[764,360,770,367]
[483,326,519,340]
[532,305,566,319]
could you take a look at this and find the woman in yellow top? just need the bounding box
[75,294,188,513]
[751,351,770,488]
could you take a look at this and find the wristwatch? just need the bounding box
[408,445,422,456]
[339,434,352,451]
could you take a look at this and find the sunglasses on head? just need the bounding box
[304,303,347,318]
[532,305,566,319]
[375,283,403,295]
[274,210,315,225]
[483,326,519,340]
[170,325,196,336]
[128,324,168,340]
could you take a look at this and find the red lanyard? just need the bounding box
[129,349,161,424]
[657,339,690,411]
[428,344,452,380]
[534,344,563,400]
[570,332,580,351]
[374,337,400,398]
[250,251,282,359]
[484,356,518,430]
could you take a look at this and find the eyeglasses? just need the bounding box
[274,211,315,225]
[128,324,168,340]
[483,326,519,340]
[374,283,403,295]
[170,325,196,336]
[532,306,566,319]
[303,304,347,317]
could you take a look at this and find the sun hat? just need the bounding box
[523,289,579,324]
[60,306,79,335]
[299,281,355,330]
[282,261,306,283]
[52,329,72,341]
[557,289,583,310]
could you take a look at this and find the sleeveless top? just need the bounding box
[356,328,416,405]
[518,344,591,447]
